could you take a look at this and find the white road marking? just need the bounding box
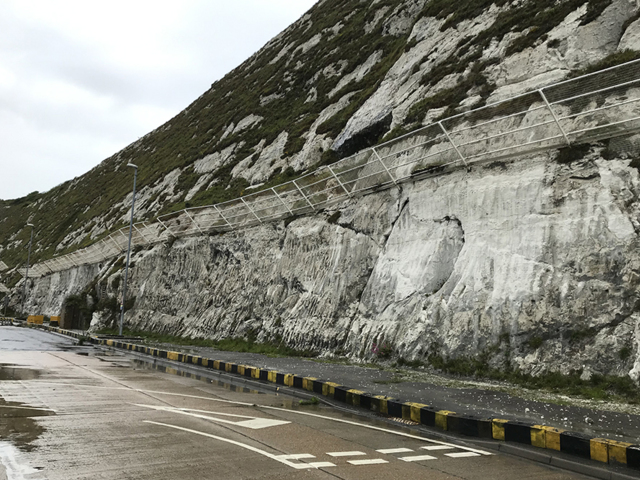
[376,448,414,454]
[347,459,388,466]
[327,451,366,457]
[445,452,482,458]
[135,404,290,430]
[399,454,437,462]
[0,405,56,413]
[309,462,336,468]
[145,421,324,470]
[421,445,454,451]
[256,406,493,456]
[274,454,315,460]
[36,382,492,455]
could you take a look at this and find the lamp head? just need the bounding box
[26,223,34,228]
[126,163,138,169]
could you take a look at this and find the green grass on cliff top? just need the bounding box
[0,0,626,271]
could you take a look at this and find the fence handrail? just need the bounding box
[15,57,640,278]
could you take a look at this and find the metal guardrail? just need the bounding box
[18,58,640,278]
[20,222,169,278]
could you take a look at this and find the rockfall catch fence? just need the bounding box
[19,58,640,278]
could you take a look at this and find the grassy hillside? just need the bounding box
[0,0,630,278]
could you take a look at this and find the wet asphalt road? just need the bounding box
[0,327,596,479]
[0,327,76,352]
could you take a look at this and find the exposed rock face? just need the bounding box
[10,0,640,384]
[27,264,102,315]
[26,148,640,381]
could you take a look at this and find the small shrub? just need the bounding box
[299,396,319,406]
[620,346,632,360]
[396,357,424,369]
[96,296,119,313]
[528,336,543,349]
[372,342,393,359]
[547,38,561,49]
[567,326,598,343]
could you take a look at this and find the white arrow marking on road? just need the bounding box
[134,403,291,430]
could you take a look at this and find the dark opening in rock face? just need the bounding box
[336,113,393,159]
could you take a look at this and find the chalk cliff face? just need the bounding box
[15,0,640,381]
[27,147,640,380]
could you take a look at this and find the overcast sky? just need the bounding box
[0,0,317,200]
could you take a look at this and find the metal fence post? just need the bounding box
[539,89,571,146]
[156,218,174,236]
[50,258,62,271]
[108,234,123,252]
[371,148,397,184]
[271,188,293,215]
[293,180,316,211]
[327,165,352,197]
[438,121,468,166]
[133,223,150,244]
[183,209,204,234]
[214,205,234,228]
[100,239,115,258]
[240,198,263,223]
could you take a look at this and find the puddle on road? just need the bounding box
[0,365,40,382]
[0,397,53,452]
[92,350,121,357]
[132,359,265,395]
[0,394,53,479]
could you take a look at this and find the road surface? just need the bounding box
[0,327,592,479]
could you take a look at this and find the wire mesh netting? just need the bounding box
[20,58,640,278]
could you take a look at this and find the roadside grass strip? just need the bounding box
[40,325,640,472]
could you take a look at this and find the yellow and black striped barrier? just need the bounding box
[40,325,640,471]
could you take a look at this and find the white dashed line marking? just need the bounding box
[399,454,437,462]
[348,459,389,465]
[327,451,367,457]
[309,462,336,468]
[274,454,315,460]
[445,452,482,458]
[376,448,414,454]
[421,445,454,451]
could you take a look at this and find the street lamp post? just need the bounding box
[119,163,138,336]
[21,223,35,317]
